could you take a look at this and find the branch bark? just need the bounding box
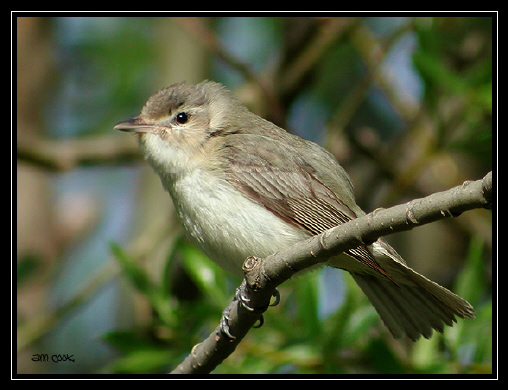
[171,171,492,374]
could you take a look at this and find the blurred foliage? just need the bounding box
[412,17,492,166]
[107,235,492,374]
[46,17,158,137]
[17,15,493,376]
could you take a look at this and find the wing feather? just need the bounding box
[218,136,390,278]
[212,133,474,340]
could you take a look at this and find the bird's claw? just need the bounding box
[270,288,280,307]
[218,281,280,340]
[219,307,236,340]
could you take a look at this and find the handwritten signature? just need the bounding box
[31,354,75,363]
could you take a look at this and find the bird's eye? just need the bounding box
[176,112,188,124]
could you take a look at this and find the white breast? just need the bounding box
[169,168,309,277]
[139,133,310,276]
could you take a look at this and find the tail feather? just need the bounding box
[351,267,475,341]
[329,239,474,340]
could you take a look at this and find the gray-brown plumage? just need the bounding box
[115,81,475,341]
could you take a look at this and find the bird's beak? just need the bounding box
[114,116,155,133]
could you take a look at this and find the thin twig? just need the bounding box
[280,17,358,98]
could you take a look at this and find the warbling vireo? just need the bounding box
[115,80,474,341]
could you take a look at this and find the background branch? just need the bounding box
[171,171,492,374]
[17,134,140,171]
[279,17,358,100]
[174,17,284,123]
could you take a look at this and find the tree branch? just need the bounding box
[279,17,358,99]
[171,171,492,374]
[17,134,140,171]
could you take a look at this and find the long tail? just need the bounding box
[350,263,475,341]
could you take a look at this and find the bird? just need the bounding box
[115,80,475,341]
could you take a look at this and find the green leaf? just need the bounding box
[178,241,231,307]
[454,236,487,307]
[367,338,406,374]
[109,242,177,326]
[104,349,173,374]
[102,330,159,355]
[294,273,321,336]
[109,242,152,295]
